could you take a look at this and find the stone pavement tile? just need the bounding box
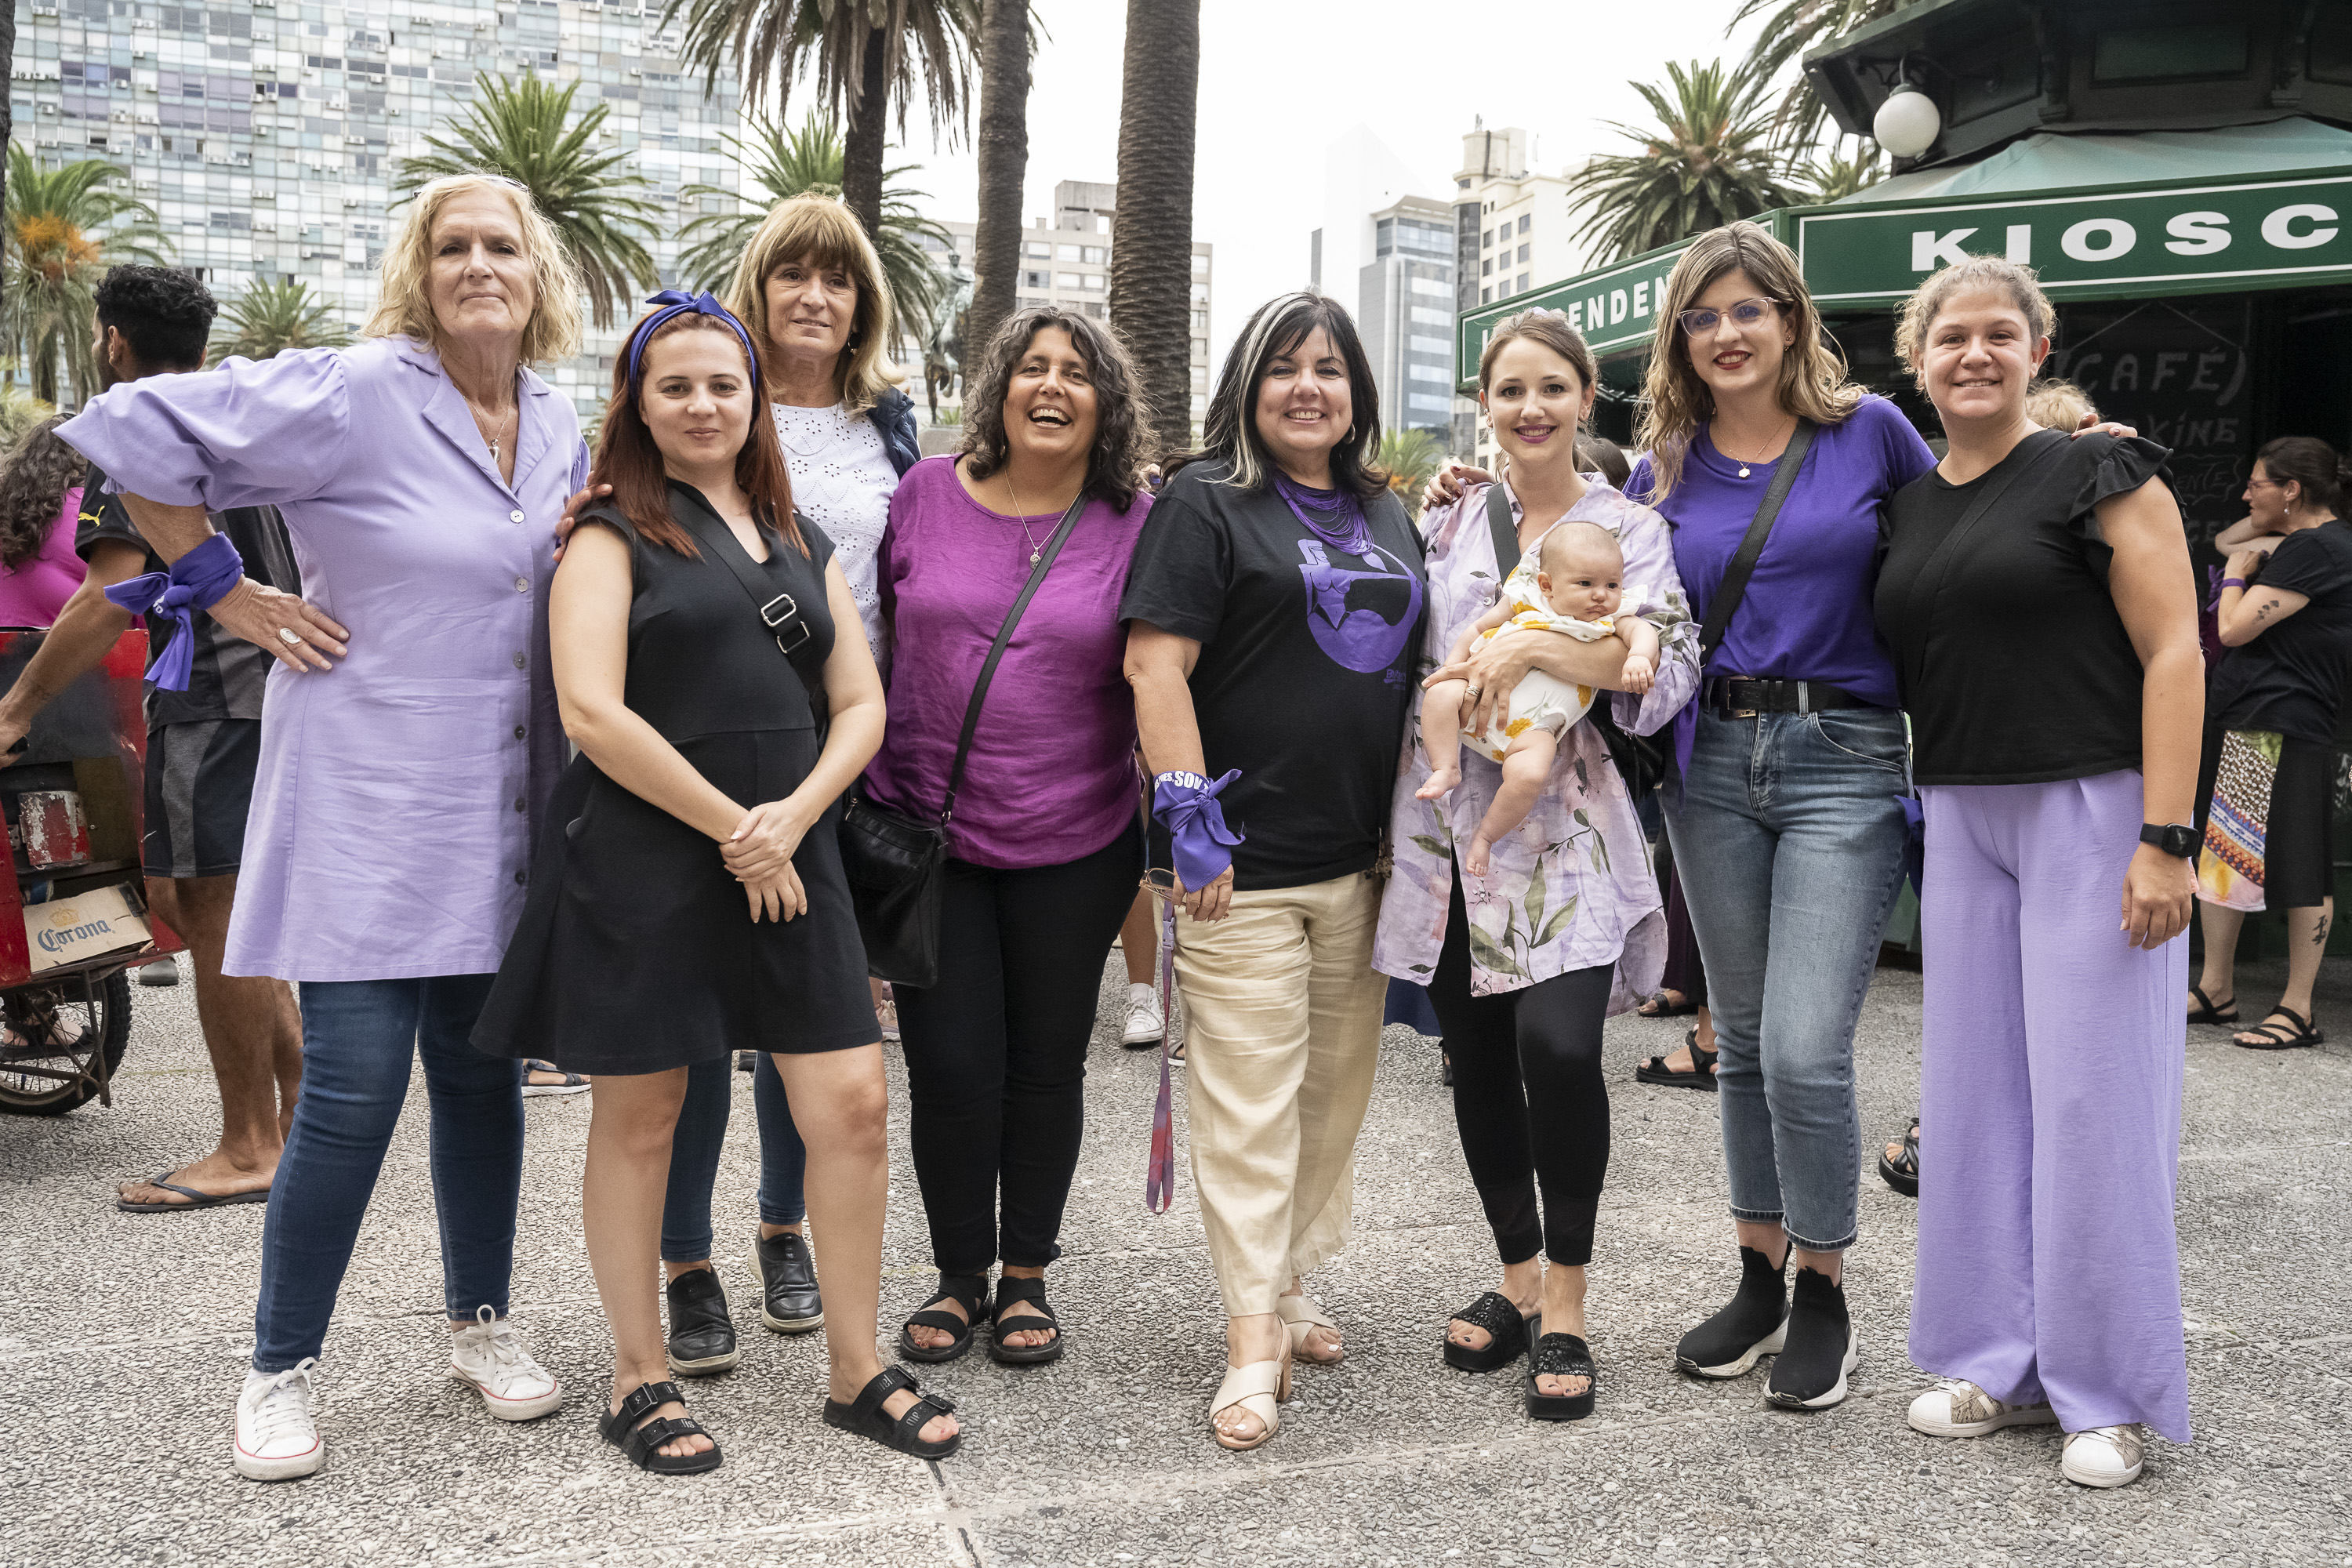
[2177,1142,2352,1343]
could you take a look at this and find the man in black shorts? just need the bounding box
[0,266,303,1210]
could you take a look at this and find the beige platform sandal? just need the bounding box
[1208,1345,1294,1452]
[1277,1290,1345,1365]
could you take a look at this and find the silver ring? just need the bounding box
[1465,686,1482,699]
[278,627,303,646]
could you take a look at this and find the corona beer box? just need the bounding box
[24,884,151,975]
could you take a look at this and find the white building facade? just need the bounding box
[1357,194,1454,443]
[1451,124,1598,465]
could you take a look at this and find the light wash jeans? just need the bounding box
[1662,707,1910,1252]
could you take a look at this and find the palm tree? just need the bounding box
[1378,429,1444,521]
[1791,139,1886,205]
[967,0,1030,354]
[0,380,54,452]
[676,115,953,339]
[1567,59,1798,264]
[1109,0,1200,457]
[393,72,662,331]
[665,0,976,241]
[1730,0,1900,153]
[2,146,170,404]
[210,277,354,362]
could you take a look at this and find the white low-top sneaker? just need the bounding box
[1123,997,1163,1046]
[2062,1425,2147,1488]
[1907,1377,2060,1438]
[234,1358,324,1481]
[449,1305,561,1421]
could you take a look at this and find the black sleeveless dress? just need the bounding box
[474,486,877,1073]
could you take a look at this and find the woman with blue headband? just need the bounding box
[474,292,958,1472]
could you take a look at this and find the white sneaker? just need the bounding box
[234,1359,324,1481]
[1122,986,1163,1047]
[448,1305,562,1421]
[2062,1425,2147,1488]
[1907,1377,2060,1438]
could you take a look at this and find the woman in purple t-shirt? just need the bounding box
[1626,223,1936,1411]
[866,307,1152,1370]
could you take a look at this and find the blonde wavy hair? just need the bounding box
[1635,220,1862,503]
[369,174,583,364]
[724,194,904,414]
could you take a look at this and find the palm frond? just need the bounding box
[1727,0,1900,151]
[1566,58,1799,264]
[2,144,172,402]
[210,277,355,361]
[664,0,977,140]
[1788,139,1886,205]
[1379,428,1446,520]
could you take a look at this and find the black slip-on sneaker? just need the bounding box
[1674,1246,1789,1378]
[1764,1265,1857,1410]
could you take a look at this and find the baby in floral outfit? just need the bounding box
[1418,521,1658,877]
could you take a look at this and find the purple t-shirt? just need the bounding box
[1629,395,1935,706]
[862,456,1149,869]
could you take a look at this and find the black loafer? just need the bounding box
[664,1267,740,1377]
[750,1229,824,1334]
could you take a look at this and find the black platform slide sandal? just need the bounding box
[823,1365,962,1459]
[2234,1004,2323,1051]
[1877,1116,1920,1198]
[987,1275,1065,1367]
[600,1379,723,1475]
[897,1272,989,1364]
[1443,1290,1538,1373]
[1526,1330,1598,1421]
[2187,985,2238,1025]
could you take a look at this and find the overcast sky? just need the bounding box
[856,0,1789,369]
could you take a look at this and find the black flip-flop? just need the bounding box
[116,1171,270,1213]
[1635,1027,1717,1092]
[2234,1005,2323,1051]
[2187,985,2238,1025]
[1877,1117,1919,1198]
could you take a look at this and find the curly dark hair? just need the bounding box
[959,307,1151,510]
[0,417,93,570]
[93,264,216,372]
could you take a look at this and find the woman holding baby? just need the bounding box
[1374,307,1697,1422]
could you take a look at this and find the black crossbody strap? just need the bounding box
[1896,427,2070,699]
[941,490,1089,825]
[664,486,834,696]
[1695,417,1817,670]
[1483,481,1520,591]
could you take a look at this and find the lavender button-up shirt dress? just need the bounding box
[60,336,589,982]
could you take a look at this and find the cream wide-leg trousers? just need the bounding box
[1173,872,1388,1318]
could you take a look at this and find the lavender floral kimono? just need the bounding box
[1374,477,1697,1006]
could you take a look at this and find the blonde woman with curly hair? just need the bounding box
[60,172,590,1481]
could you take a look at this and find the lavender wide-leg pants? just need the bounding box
[1909,770,2192,1443]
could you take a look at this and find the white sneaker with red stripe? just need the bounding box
[234,1359,324,1481]
[448,1305,561,1421]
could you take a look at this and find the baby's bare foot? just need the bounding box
[1416,765,1461,801]
[1465,833,1494,878]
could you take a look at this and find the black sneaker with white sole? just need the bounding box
[1764,1266,1857,1409]
[664,1267,741,1377]
[1674,1246,1789,1378]
[750,1229,824,1333]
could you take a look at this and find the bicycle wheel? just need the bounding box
[0,968,132,1116]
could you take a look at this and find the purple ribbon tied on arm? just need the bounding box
[103,532,245,691]
[1153,768,1245,891]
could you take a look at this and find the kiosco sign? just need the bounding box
[1792,174,2352,306]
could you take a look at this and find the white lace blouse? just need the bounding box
[770,400,901,668]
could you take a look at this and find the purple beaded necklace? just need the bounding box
[1272,472,1376,560]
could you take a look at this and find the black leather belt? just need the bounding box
[1704,677,1871,717]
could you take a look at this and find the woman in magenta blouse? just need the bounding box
[867,307,1152,1370]
[0,419,91,626]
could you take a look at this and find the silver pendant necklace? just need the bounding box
[1720,416,1795,480]
[1007,476,1043,566]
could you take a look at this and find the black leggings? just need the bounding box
[1427,873,1612,1267]
[895,818,1141,1274]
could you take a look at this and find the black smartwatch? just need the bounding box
[2140,822,2197,858]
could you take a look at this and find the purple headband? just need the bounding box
[626,289,760,390]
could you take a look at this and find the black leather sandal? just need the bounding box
[1635,1027,1717,1092]
[1877,1116,1919,1198]
[897,1272,989,1363]
[600,1379,722,1474]
[1442,1290,1537,1373]
[1526,1331,1597,1421]
[987,1275,1064,1366]
[1637,991,1697,1018]
[822,1365,961,1459]
[2234,1004,2323,1051]
[2187,985,2238,1025]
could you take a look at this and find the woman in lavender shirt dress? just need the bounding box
[60,175,590,1482]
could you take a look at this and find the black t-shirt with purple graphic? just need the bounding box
[1120,459,1426,891]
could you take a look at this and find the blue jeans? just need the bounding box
[662,1051,807,1261]
[252,975,521,1373]
[1662,707,1909,1253]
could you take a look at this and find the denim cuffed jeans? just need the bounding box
[1663,707,1910,1253]
[252,975,520,1373]
[662,1051,808,1262]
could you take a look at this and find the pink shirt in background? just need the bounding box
[0,485,89,626]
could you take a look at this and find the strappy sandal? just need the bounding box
[987,1276,1064,1367]
[2234,1005,2323,1051]
[1635,1027,1717,1092]
[600,1378,722,1474]
[1877,1116,1919,1198]
[2187,985,2238,1025]
[1277,1290,1343,1366]
[1638,991,1697,1018]
[1442,1289,1537,1373]
[1526,1330,1597,1421]
[822,1365,960,1459]
[1208,1344,1293,1452]
[896,1272,989,1364]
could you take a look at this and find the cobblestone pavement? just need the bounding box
[5,947,2348,1568]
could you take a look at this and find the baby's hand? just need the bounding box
[1621,653,1654,695]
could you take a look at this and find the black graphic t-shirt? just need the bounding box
[2207,518,2352,745]
[1120,459,1426,890]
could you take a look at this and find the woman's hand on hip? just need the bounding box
[551,481,615,561]
[1174,866,1235,924]
[744,863,808,924]
[721,798,811,882]
[212,578,349,672]
[2121,843,2194,949]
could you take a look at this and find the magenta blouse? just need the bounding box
[0,486,88,626]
